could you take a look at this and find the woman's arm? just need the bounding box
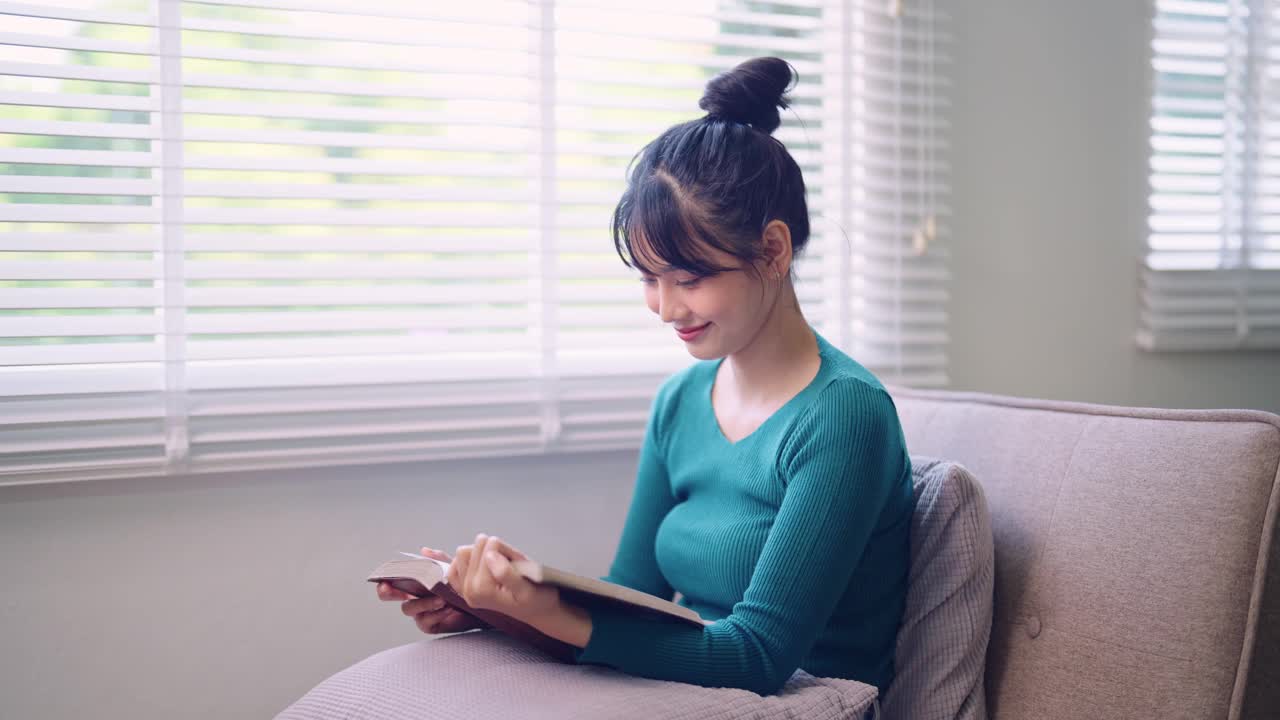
[527,598,593,648]
[573,380,907,695]
[598,384,679,598]
[447,381,685,651]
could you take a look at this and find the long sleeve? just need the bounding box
[599,387,677,600]
[574,379,907,695]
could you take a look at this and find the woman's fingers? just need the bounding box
[421,546,451,562]
[429,534,532,612]
[400,595,446,617]
[415,608,448,634]
[485,536,528,562]
[379,543,489,635]
[433,607,478,634]
[482,547,530,604]
[448,543,473,586]
[467,535,499,604]
[375,582,394,600]
[376,581,414,602]
[415,609,446,634]
[413,606,475,634]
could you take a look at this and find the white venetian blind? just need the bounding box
[549,0,839,449]
[825,0,950,385]
[0,1,170,482]
[1143,0,1280,350]
[0,0,951,485]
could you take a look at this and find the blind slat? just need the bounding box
[183,259,529,279]
[185,284,530,307]
[0,1,153,26]
[190,0,531,26]
[0,287,160,308]
[187,309,532,334]
[179,17,535,50]
[0,90,159,112]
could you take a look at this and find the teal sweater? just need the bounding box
[573,332,914,695]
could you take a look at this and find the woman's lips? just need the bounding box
[675,323,710,342]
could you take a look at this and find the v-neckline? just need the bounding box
[705,337,828,447]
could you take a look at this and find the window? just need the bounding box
[1142,0,1280,350]
[0,0,950,484]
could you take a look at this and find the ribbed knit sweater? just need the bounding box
[573,332,914,695]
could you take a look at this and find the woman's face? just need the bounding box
[638,241,773,361]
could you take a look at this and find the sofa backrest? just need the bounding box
[885,386,1280,720]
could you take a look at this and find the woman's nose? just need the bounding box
[660,288,691,322]
[655,284,683,324]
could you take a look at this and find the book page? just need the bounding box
[513,560,709,626]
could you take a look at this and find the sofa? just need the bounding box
[281,386,1279,720]
[886,385,1279,720]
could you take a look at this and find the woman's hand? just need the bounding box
[375,546,486,635]
[448,534,563,624]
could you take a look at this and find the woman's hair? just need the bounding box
[611,56,810,280]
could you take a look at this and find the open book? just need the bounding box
[368,554,709,661]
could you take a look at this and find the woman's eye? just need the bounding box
[638,274,706,287]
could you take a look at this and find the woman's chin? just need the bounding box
[682,340,724,361]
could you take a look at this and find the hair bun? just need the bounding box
[698,56,796,134]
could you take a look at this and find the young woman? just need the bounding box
[377,56,914,697]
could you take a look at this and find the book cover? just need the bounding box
[368,554,709,661]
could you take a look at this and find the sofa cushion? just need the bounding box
[882,456,994,720]
[276,631,878,720]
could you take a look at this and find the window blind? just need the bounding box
[1142,0,1280,350]
[0,0,951,485]
[825,0,950,384]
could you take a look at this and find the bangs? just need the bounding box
[612,171,746,277]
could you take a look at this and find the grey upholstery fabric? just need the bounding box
[885,385,1280,720]
[882,457,993,720]
[275,631,877,720]
[279,386,1280,720]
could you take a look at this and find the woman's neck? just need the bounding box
[720,283,819,403]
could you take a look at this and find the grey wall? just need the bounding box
[0,452,638,719]
[948,0,1280,412]
[5,2,1280,720]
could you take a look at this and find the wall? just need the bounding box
[0,452,638,719]
[947,0,1280,412]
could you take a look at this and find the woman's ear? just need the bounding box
[760,219,793,277]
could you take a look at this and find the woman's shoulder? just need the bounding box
[787,333,906,444]
[649,359,717,422]
[802,374,899,433]
[656,358,716,400]
[813,331,890,396]
[778,369,910,488]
